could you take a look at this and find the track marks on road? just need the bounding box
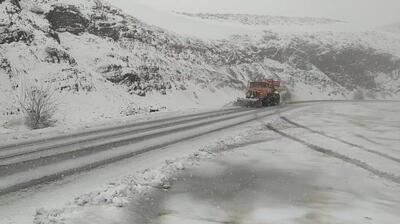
[280,116,400,164]
[0,106,297,196]
[0,108,248,161]
[0,110,257,176]
[266,124,400,184]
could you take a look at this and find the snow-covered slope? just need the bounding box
[175,12,344,26]
[1,0,400,130]
[380,23,400,34]
[0,0,243,129]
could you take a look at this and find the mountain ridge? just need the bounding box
[174,12,345,26]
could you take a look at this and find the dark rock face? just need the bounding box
[45,47,77,65]
[105,64,169,96]
[0,28,34,44]
[86,3,131,41]
[100,64,122,74]
[46,5,89,35]
[127,65,170,96]
[107,72,140,84]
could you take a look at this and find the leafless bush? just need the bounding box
[17,84,57,129]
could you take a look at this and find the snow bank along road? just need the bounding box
[0,105,300,196]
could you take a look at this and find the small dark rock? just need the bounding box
[149,108,159,113]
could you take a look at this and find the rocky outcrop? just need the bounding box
[0,28,33,44]
[46,5,89,35]
[45,47,77,65]
[105,65,170,96]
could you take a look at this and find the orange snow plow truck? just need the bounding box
[236,79,281,107]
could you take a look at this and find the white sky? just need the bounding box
[118,0,400,26]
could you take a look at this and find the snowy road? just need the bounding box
[115,102,399,224]
[1,102,399,224]
[0,105,298,196]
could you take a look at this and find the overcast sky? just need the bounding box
[125,0,400,25]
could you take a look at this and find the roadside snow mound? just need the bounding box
[32,134,252,224]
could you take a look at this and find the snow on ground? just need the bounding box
[1,24,243,135]
[122,102,399,224]
[0,105,240,146]
[283,102,400,158]
[0,104,305,224]
[2,0,400,136]
[0,0,244,134]
[6,101,398,224]
[137,140,399,223]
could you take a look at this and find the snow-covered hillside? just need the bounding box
[175,12,344,26]
[1,0,400,131]
[381,23,400,34]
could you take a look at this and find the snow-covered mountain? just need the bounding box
[175,12,344,26]
[381,23,400,34]
[1,0,399,129]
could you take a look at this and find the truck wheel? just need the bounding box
[269,94,278,106]
[262,98,269,107]
[263,94,275,107]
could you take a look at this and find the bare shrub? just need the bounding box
[17,84,57,129]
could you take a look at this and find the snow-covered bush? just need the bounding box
[17,84,57,129]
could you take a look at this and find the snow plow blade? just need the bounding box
[235,98,262,107]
